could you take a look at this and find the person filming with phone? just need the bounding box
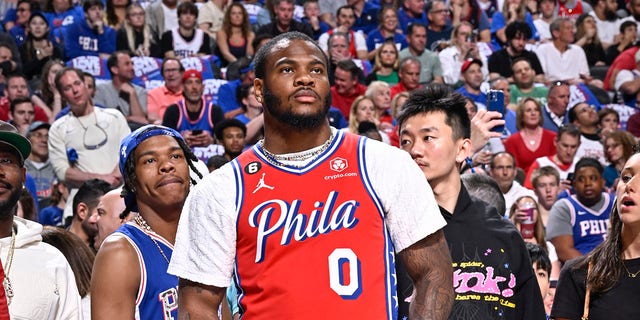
[162,69,224,148]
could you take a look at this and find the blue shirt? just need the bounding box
[397,8,428,34]
[217,79,242,114]
[366,29,408,53]
[353,2,380,34]
[62,17,116,60]
[457,86,487,106]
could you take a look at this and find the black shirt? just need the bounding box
[255,20,314,39]
[488,49,544,79]
[397,184,547,320]
[552,256,640,319]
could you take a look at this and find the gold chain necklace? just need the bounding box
[133,215,170,264]
[3,227,15,305]
[622,260,640,278]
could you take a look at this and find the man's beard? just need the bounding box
[263,85,331,130]
[605,9,617,21]
[82,219,98,238]
[0,183,23,220]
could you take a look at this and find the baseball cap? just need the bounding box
[119,125,185,210]
[26,121,51,137]
[182,69,203,82]
[461,58,483,73]
[0,120,31,164]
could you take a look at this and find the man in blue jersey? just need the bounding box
[61,0,116,60]
[546,157,614,263]
[91,125,204,319]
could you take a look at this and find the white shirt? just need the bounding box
[168,130,446,288]
[318,29,368,53]
[161,3,178,33]
[535,42,590,82]
[503,181,537,217]
[438,45,489,85]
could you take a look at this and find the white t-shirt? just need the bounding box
[161,3,178,33]
[169,130,446,288]
[535,42,589,82]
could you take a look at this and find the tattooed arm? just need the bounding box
[398,229,454,320]
[178,278,226,320]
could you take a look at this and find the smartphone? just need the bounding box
[486,90,505,133]
[118,90,131,103]
[566,172,575,182]
[192,129,203,135]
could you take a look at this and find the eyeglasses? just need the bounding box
[75,114,108,150]
[430,9,450,14]
[16,8,29,12]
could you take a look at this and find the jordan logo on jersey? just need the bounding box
[253,173,275,194]
[249,191,360,262]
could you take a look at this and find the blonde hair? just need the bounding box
[348,96,379,133]
[122,3,151,54]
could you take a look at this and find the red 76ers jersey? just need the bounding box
[231,132,398,319]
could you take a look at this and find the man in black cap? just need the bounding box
[0,120,82,318]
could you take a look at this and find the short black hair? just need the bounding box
[336,59,362,80]
[406,22,427,36]
[215,118,247,141]
[357,121,378,135]
[9,96,32,114]
[526,242,551,276]
[336,5,354,17]
[73,179,111,217]
[505,21,532,41]
[106,51,132,76]
[568,102,589,124]
[254,32,327,80]
[574,157,604,176]
[83,0,104,12]
[397,83,470,141]
[620,20,637,33]
[206,155,229,170]
[177,1,198,17]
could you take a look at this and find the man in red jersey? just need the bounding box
[169,31,453,319]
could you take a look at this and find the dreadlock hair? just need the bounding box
[119,131,203,219]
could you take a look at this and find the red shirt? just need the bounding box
[330,83,367,120]
[503,129,557,173]
[390,82,412,101]
[234,133,395,319]
[0,97,49,122]
[604,46,638,91]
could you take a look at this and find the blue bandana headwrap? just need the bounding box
[119,125,185,211]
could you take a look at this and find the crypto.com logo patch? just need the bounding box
[330,157,348,172]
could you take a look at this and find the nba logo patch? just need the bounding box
[330,157,348,172]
